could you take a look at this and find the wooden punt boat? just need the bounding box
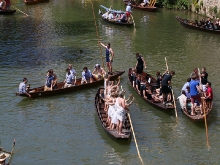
[95,87,132,140]
[0,10,16,15]
[99,5,134,27]
[176,16,220,35]
[128,70,175,111]
[123,0,157,12]
[180,98,213,121]
[0,150,10,165]
[16,70,125,98]
[24,0,49,5]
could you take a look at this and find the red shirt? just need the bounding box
[206,86,213,99]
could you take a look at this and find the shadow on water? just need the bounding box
[94,113,131,153]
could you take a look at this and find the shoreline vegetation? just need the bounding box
[155,0,220,18]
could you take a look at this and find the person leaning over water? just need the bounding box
[19,78,31,97]
[99,41,114,74]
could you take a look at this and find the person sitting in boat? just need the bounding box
[182,77,191,92]
[200,18,206,27]
[102,10,110,19]
[177,90,187,111]
[201,67,208,92]
[0,0,6,10]
[64,68,75,88]
[140,0,149,7]
[81,67,92,84]
[204,82,213,110]
[205,17,212,29]
[108,12,114,20]
[190,73,202,115]
[92,64,106,81]
[68,64,76,77]
[50,69,58,90]
[18,77,31,97]
[118,13,127,23]
[135,74,141,93]
[128,68,136,87]
[215,18,220,26]
[44,70,54,91]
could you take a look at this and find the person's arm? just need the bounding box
[110,48,114,59]
[135,61,138,69]
[99,41,107,48]
[141,56,147,69]
[50,80,54,90]
[25,91,31,97]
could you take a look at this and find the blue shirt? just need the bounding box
[82,70,92,81]
[19,82,26,94]
[45,75,54,87]
[190,80,199,96]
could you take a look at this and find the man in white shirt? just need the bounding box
[177,90,187,110]
[19,78,31,97]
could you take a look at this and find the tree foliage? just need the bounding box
[157,0,191,9]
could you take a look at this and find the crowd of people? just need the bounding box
[177,67,213,116]
[18,63,108,97]
[101,76,134,135]
[195,17,220,30]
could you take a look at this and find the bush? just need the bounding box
[200,0,203,7]
[209,6,214,14]
[214,6,218,14]
[195,3,199,12]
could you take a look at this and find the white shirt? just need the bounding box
[177,94,187,109]
[181,82,189,91]
[108,13,114,19]
[19,82,26,94]
[70,68,76,76]
[126,5,131,12]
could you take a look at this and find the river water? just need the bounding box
[1,0,220,164]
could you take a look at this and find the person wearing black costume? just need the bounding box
[161,70,175,104]
[135,52,147,74]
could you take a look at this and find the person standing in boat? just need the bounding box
[44,70,54,91]
[204,82,213,110]
[99,41,114,74]
[5,0,10,10]
[92,64,106,81]
[18,78,31,97]
[125,3,132,22]
[135,52,147,75]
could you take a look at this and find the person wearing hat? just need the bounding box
[92,64,106,81]
[18,77,31,97]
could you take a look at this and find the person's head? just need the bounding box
[23,77,28,84]
[202,67,206,72]
[136,52,140,58]
[107,43,110,49]
[129,68,132,73]
[118,91,124,98]
[181,90,186,96]
[170,71,175,76]
[47,69,53,76]
[83,67,88,71]
[193,68,198,74]
[68,64,72,69]
[50,69,54,74]
[95,64,100,69]
[206,82,211,87]
[191,73,197,80]
[66,68,70,73]
[217,18,219,21]
[187,77,191,82]
[156,71,160,76]
[207,17,210,21]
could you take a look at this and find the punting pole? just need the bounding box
[130,14,136,29]
[7,139,16,164]
[165,57,178,118]
[202,98,211,150]
[121,86,144,165]
[90,0,105,70]
[11,5,29,16]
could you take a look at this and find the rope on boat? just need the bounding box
[11,5,29,16]
[121,86,144,165]
[90,0,105,70]
[165,57,178,118]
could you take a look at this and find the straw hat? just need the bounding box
[0,153,9,162]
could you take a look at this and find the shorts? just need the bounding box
[126,12,130,17]
[190,94,201,104]
[106,57,110,62]
[161,85,171,94]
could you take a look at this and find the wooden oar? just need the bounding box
[130,14,136,29]
[165,57,178,118]
[7,139,16,164]
[202,97,211,150]
[121,86,144,165]
[11,5,29,16]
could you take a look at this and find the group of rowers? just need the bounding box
[178,67,213,116]
[195,17,220,29]
[18,63,107,97]
[101,76,134,135]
